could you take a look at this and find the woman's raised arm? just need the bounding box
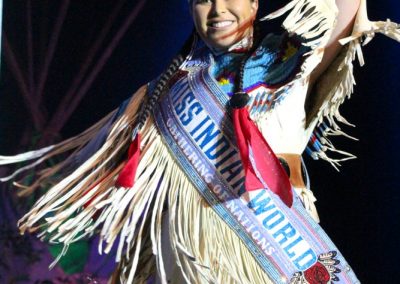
[309,0,361,86]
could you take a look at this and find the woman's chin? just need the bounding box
[206,38,242,52]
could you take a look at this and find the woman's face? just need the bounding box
[191,0,258,51]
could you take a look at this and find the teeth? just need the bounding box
[212,21,233,28]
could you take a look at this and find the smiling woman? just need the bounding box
[191,0,258,51]
[1,0,400,283]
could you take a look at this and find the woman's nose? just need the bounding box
[210,0,227,16]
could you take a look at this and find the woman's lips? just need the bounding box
[208,20,234,29]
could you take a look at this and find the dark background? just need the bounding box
[1,0,400,283]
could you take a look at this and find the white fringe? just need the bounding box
[263,0,338,78]
[106,123,276,283]
[7,86,275,283]
[0,111,116,184]
[314,0,400,127]
[5,0,400,282]
[163,170,275,284]
[263,0,399,147]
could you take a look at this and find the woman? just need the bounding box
[1,0,399,283]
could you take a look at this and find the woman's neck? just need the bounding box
[210,34,254,56]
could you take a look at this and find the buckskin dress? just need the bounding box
[1,0,399,283]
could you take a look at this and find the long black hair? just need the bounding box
[135,31,197,130]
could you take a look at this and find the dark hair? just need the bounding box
[136,31,196,130]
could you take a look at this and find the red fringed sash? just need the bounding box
[115,134,141,188]
[232,107,293,207]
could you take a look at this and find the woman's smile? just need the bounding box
[208,20,235,29]
[191,0,258,51]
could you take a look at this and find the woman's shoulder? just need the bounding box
[243,32,309,89]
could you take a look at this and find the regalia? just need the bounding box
[1,0,399,283]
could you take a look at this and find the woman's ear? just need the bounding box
[251,0,259,15]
